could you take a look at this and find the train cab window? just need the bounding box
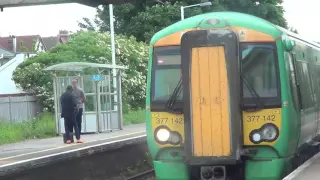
[240,43,281,108]
[151,46,182,102]
[295,61,315,110]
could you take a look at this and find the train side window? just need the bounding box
[287,52,302,111]
[295,60,315,110]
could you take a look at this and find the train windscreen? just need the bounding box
[241,43,281,108]
[151,43,281,109]
[152,46,182,102]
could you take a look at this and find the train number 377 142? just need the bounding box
[246,115,276,122]
[155,117,183,125]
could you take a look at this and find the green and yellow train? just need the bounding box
[145,11,320,180]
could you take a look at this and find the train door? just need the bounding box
[307,57,320,138]
[181,29,242,165]
[294,56,317,145]
[287,52,303,144]
[314,63,320,136]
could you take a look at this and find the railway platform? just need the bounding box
[283,152,320,180]
[0,123,146,177]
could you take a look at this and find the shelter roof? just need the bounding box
[44,62,127,72]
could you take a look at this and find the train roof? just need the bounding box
[151,11,280,44]
[275,25,320,50]
[150,11,320,50]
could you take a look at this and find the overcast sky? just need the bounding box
[0,3,97,37]
[0,1,318,40]
[283,0,318,41]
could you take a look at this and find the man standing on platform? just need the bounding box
[60,85,81,144]
[72,78,85,143]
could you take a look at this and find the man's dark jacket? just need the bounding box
[60,91,77,119]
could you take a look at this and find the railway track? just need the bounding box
[125,169,155,180]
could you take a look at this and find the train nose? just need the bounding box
[182,29,242,165]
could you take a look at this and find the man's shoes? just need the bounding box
[66,140,72,144]
[76,139,84,143]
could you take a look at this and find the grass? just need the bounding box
[123,109,146,125]
[0,112,56,145]
[0,110,146,145]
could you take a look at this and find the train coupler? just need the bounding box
[200,166,226,180]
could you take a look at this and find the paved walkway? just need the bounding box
[0,124,145,159]
[0,123,146,176]
[283,152,320,180]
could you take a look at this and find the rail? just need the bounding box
[125,169,155,180]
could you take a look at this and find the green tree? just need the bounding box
[223,0,287,28]
[78,0,287,42]
[289,26,298,34]
[13,31,148,112]
[78,17,97,31]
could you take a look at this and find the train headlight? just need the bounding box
[155,128,170,142]
[168,131,182,145]
[261,124,278,141]
[249,123,279,144]
[154,126,182,145]
[252,133,261,142]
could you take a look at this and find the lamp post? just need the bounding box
[180,2,212,20]
[109,4,118,111]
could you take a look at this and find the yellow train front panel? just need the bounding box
[243,108,282,145]
[190,46,231,157]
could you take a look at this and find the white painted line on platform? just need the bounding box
[283,152,320,180]
[0,134,147,168]
[0,131,146,161]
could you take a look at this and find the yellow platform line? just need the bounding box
[0,131,146,161]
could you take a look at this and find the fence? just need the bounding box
[0,95,42,122]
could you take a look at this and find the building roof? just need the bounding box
[0,48,14,57]
[0,30,70,53]
[0,54,26,95]
[42,36,58,50]
[0,35,42,53]
[42,30,70,50]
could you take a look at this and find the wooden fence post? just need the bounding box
[8,96,12,122]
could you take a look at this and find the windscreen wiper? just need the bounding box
[165,77,183,114]
[242,76,263,112]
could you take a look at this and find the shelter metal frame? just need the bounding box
[44,62,127,134]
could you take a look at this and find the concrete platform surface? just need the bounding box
[283,152,320,180]
[0,124,146,176]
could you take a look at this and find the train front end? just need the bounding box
[146,12,288,180]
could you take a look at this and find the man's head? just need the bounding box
[72,78,78,88]
[66,85,73,92]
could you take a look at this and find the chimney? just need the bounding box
[12,36,17,53]
[9,35,17,53]
[59,30,69,37]
[58,30,70,44]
